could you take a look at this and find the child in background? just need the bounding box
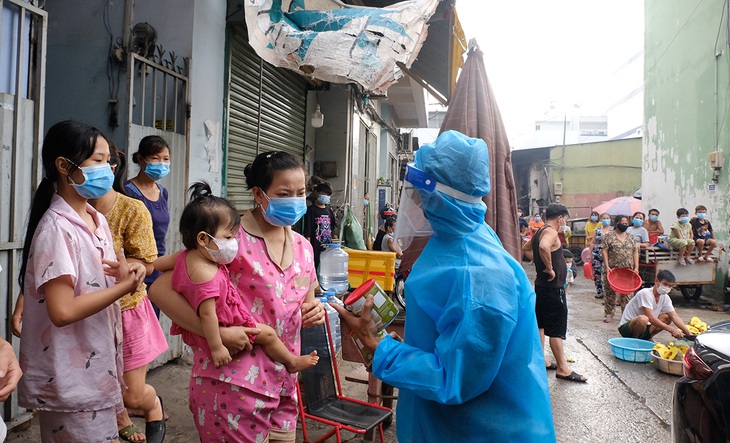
[303,181,337,271]
[645,208,665,235]
[563,249,575,293]
[157,181,318,372]
[17,121,145,442]
[690,205,717,262]
[626,211,650,247]
[669,208,695,266]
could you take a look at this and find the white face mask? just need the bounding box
[204,233,239,265]
[657,285,672,295]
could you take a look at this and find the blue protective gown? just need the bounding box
[372,131,556,442]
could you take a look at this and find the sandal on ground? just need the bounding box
[145,396,166,443]
[129,408,170,421]
[705,256,715,262]
[696,255,705,262]
[603,316,611,323]
[677,258,686,266]
[545,362,558,370]
[556,371,587,383]
[594,294,604,299]
[119,424,146,443]
[685,257,694,264]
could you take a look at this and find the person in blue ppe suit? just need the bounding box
[333,130,556,442]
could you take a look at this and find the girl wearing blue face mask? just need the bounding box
[303,181,337,270]
[125,136,171,315]
[626,211,650,247]
[18,121,146,441]
[147,151,326,443]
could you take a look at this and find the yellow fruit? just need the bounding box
[673,349,684,361]
[667,348,679,360]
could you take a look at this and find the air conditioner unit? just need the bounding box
[554,182,563,195]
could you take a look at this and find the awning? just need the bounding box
[244,0,440,94]
[404,0,465,104]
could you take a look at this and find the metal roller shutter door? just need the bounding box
[226,26,307,210]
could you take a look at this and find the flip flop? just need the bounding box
[119,424,146,443]
[696,255,705,262]
[705,256,715,263]
[545,362,558,370]
[556,371,587,383]
[678,258,686,266]
[685,257,694,264]
[145,396,166,443]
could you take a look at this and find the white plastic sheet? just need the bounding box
[244,0,439,93]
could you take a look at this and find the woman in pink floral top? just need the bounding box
[18,121,145,442]
[150,151,325,443]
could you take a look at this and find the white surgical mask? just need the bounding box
[204,233,239,265]
[657,285,672,296]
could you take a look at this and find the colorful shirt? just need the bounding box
[690,218,713,239]
[106,194,158,311]
[19,194,123,412]
[124,181,169,285]
[303,204,336,266]
[602,231,637,270]
[188,211,317,398]
[171,250,256,352]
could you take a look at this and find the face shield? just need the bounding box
[394,162,484,250]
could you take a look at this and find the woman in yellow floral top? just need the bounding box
[90,147,168,443]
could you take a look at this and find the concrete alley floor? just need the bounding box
[6,260,728,442]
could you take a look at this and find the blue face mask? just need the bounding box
[632,218,643,227]
[317,194,331,205]
[649,215,659,222]
[679,216,690,224]
[697,213,707,220]
[601,219,611,226]
[261,192,307,227]
[67,160,114,199]
[145,162,170,181]
[590,216,598,222]
[535,217,541,222]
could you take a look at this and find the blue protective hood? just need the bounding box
[414,130,490,237]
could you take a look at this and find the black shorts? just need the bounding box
[535,285,568,339]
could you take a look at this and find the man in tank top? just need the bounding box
[522,204,587,383]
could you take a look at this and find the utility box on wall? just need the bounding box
[317,161,338,178]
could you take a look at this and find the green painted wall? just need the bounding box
[549,138,642,197]
[645,0,730,300]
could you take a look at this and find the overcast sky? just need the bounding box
[454,1,645,140]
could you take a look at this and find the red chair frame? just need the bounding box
[297,316,392,443]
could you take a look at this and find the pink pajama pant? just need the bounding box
[189,376,298,443]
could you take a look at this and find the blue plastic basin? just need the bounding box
[608,337,655,362]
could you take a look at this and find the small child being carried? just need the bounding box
[157,182,318,371]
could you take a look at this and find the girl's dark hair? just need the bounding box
[315,182,333,195]
[244,151,304,192]
[180,181,241,250]
[108,140,127,195]
[20,121,107,287]
[590,210,599,217]
[384,218,396,231]
[632,211,645,219]
[132,135,169,164]
[614,214,629,225]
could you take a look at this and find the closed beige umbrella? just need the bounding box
[438,40,521,260]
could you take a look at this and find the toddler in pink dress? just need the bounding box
[158,182,318,371]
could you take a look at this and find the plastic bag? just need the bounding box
[339,206,366,250]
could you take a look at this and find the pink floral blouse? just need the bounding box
[18,194,124,412]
